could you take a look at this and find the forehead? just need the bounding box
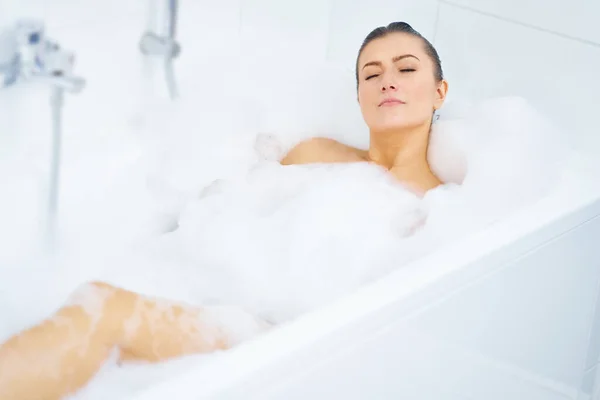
[358,33,426,66]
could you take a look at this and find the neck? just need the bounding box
[367,122,441,194]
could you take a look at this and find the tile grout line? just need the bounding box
[439,0,600,50]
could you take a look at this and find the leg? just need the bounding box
[0,282,269,400]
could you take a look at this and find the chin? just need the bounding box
[376,114,430,132]
[373,120,413,133]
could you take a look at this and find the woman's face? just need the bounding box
[357,33,448,134]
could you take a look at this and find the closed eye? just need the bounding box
[366,68,414,80]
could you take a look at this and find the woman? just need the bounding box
[0,21,448,399]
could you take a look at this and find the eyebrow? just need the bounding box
[361,54,420,70]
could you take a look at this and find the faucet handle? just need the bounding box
[14,18,45,46]
[42,42,76,76]
[32,41,85,93]
[4,18,86,92]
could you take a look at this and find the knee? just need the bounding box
[64,281,130,341]
[86,281,117,292]
[65,281,120,312]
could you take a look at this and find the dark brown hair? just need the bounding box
[355,22,443,88]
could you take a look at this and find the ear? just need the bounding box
[433,79,449,110]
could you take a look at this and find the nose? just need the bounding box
[380,79,397,92]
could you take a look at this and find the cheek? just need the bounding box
[406,79,428,102]
[358,86,377,116]
[409,78,437,109]
[358,85,374,105]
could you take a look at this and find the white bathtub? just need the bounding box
[124,160,600,400]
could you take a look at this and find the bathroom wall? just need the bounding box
[433,0,600,158]
[2,0,599,149]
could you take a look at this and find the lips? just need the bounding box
[379,98,406,107]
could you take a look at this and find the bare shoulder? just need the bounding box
[280,137,367,165]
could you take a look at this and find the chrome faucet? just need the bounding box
[7,20,86,92]
[1,19,86,243]
[139,0,181,99]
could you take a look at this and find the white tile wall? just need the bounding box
[442,0,600,46]
[238,0,330,62]
[178,0,242,55]
[174,0,244,89]
[0,0,146,31]
[434,3,600,156]
[326,0,439,67]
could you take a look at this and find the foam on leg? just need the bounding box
[117,292,271,362]
[0,281,271,399]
